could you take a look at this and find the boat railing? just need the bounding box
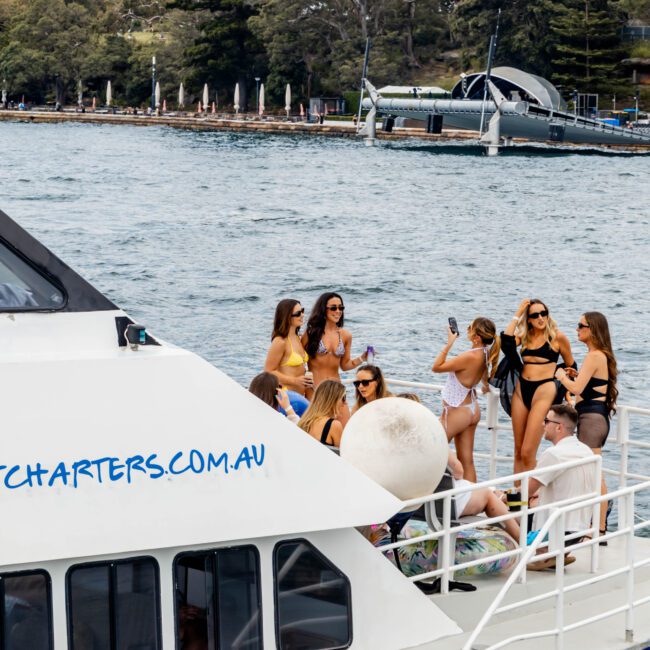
[464,479,650,650]
[380,455,602,595]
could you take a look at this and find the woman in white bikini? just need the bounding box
[432,317,500,482]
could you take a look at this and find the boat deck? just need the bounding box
[412,535,650,649]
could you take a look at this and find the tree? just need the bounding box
[550,0,626,94]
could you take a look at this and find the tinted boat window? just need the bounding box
[0,240,64,311]
[274,540,352,650]
[1,571,53,650]
[174,546,262,650]
[67,558,161,650]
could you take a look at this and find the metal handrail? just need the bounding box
[464,480,650,650]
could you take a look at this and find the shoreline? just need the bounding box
[0,108,475,141]
[1,109,649,151]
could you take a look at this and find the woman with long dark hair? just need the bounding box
[248,371,300,424]
[555,311,617,539]
[264,298,312,396]
[303,292,367,422]
[298,380,347,447]
[432,317,501,482]
[352,364,391,413]
[505,298,574,475]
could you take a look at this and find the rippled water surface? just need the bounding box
[1,120,649,483]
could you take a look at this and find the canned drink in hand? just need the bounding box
[366,346,375,365]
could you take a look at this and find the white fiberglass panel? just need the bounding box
[0,335,402,566]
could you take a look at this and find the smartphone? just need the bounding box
[448,317,459,335]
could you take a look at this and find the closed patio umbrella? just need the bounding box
[178,83,185,109]
[234,83,240,114]
[203,84,209,112]
[285,84,291,117]
[259,83,265,116]
[155,81,161,108]
[106,81,112,106]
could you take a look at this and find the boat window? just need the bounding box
[1,570,53,650]
[67,557,161,650]
[174,546,262,650]
[273,539,352,650]
[0,239,65,311]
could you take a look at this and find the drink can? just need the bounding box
[366,346,375,365]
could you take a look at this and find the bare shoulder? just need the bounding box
[271,335,287,349]
[554,330,570,349]
[340,328,353,342]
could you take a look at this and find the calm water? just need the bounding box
[1,120,649,486]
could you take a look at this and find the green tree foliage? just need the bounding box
[549,0,627,94]
[169,0,266,110]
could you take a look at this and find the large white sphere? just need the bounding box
[340,397,448,501]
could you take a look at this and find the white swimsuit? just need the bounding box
[440,347,488,428]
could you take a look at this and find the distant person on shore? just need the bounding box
[554,311,617,541]
[264,299,312,396]
[504,299,574,477]
[298,380,347,447]
[432,317,500,482]
[248,371,304,424]
[352,364,391,414]
[303,292,368,422]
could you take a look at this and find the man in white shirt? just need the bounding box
[527,403,599,570]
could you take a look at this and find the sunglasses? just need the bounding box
[327,305,345,312]
[543,417,561,426]
[577,322,590,329]
[353,378,375,388]
[528,310,549,320]
[291,308,305,317]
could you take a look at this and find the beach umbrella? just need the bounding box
[259,83,265,116]
[300,103,305,119]
[106,81,112,106]
[234,83,240,114]
[155,81,161,108]
[77,79,83,106]
[285,84,291,117]
[1,88,6,105]
[178,83,185,108]
[162,99,167,112]
[211,101,216,114]
[92,96,96,110]
[197,101,202,113]
[203,84,209,112]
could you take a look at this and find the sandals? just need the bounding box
[599,528,608,547]
[528,554,576,572]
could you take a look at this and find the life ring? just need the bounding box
[370,519,517,577]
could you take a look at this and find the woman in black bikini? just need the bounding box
[555,311,617,538]
[505,298,574,475]
[298,380,347,447]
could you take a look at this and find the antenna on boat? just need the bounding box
[356,37,371,134]
[478,9,501,137]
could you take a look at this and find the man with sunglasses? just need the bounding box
[526,404,598,569]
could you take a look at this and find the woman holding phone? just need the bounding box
[505,298,574,475]
[432,317,500,482]
[264,298,312,396]
[555,311,617,539]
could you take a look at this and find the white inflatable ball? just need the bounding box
[340,397,448,501]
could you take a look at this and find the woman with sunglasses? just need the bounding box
[264,298,312,396]
[505,298,574,475]
[554,311,618,539]
[298,380,347,447]
[303,292,368,421]
[352,364,391,413]
[432,317,501,482]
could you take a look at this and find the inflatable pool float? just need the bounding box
[368,519,518,577]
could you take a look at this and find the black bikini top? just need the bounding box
[320,419,336,447]
[581,376,608,402]
[521,341,560,365]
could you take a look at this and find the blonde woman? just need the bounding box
[506,298,574,475]
[298,380,347,447]
[432,317,501,482]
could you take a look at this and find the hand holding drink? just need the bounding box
[303,363,314,388]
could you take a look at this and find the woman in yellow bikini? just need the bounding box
[264,299,313,396]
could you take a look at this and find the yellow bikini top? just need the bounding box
[284,338,308,367]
